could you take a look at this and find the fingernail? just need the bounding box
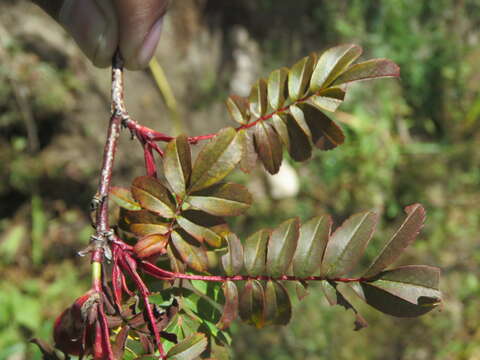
[58,0,115,67]
[137,17,164,68]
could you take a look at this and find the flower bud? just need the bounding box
[134,233,169,258]
[53,290,99,356]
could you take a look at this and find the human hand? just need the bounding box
[31,0,170,70]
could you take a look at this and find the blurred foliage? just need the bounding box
[1,0,480,359]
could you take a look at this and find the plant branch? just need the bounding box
[87,50,124,289]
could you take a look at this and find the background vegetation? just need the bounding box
[1,0,479,359]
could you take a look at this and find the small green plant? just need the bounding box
[33,44,441,359]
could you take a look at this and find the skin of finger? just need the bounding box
[31,0,118,67]
[112,0,170,70]
[92,0,119,67]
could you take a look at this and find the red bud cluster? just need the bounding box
[53,290,112,359]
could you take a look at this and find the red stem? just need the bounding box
[140,260,366,283]
[123,94,311,146]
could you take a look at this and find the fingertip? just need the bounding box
[114,0,170,70]
[132,17,164,70]
[58,0,118,67]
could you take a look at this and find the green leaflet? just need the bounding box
[264,281,292,326]
[167,333,208,360]
[237,129,258,174]
[164,134,192,198]
[129,223,170,237]
[267,67,289,110]
[254,121,283,174]
[333,58,400,85]
[322,211,378,278]
[118,208,166,232]
[364,204,426,277]
[289,105,313,139]
[170,231,208,272]
[239,280,265,328]
[299,102,345,151]
[310,44,362,91]
[187,182,252,217]
[110,186,141,211]
[288,55,315,101]
[244,229,270,276]
[284,112,312,161]
[217,281,239,330]
[167,243,186,273]
[189,128,243,192]
[351,266,441,317]
[226,95,250,125]
[292,216,332,278]
[307,87,346,113]
[177,216,223,248]
[266,218,300,277]
[181,210,230,238]
[221,233,244,276]
[271,114,290,149]
[249,78,268,118]
[131,176,176,218]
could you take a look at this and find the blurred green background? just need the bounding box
[1,0,480,359]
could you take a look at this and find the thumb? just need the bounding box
[31,0,118,68]
[112,0,170,70]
